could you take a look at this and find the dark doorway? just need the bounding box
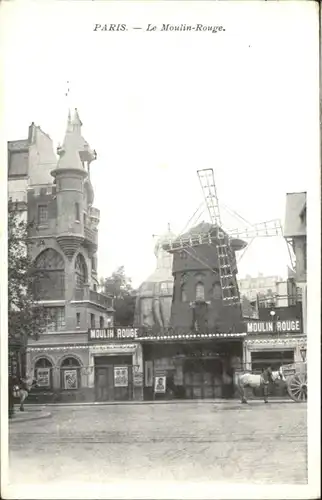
[94,355,133,402]
[183,358,223,399]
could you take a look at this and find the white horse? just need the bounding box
[17,373,37,411]
[237,366,286,404]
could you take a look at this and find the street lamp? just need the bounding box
[269,310,276,331]
[299,345,307,362]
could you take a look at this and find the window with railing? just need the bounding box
[37,205,48,225]
[195,282,205,301]
[99,316,104,329]
[44,307,65,332]
[90,313,95,329]
[75,254,87,291]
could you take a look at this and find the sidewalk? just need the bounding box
[9,406,52,423]
[24,398,296,408]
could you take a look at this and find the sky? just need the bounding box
[1,1,319,288]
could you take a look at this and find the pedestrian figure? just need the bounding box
[261,366,273,403]
[18,374,37,411]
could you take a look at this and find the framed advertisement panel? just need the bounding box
[36,368,51,388]
[154,376,166,394]
[114,366,128,387]
[63,369,78,390]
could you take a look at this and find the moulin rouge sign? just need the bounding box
[246,319,302,334]
[88,328,139,341]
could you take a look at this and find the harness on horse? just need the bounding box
[260,375,269,386]
[260,368,273,386]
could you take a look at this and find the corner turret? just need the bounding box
[51,109,98,260]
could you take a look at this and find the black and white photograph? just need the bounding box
[154,376,167,394]
[0,1,320,499]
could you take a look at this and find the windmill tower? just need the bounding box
[163,169,283,333]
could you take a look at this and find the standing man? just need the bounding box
[261,365,273,403]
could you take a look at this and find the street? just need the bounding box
[9,402,307,486]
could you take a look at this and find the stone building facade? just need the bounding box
[8,111,144,402]
[242,192,307,380]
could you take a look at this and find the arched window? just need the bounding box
[60,357,81,390]
[75,254,87,289]
[195,282,205,301]
[33,249,65,300]
[34,358,53,389]
[213,282,222,300]
[181,285,188,302]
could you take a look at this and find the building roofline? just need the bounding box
[285,191,307,196]
[34,125,53,141]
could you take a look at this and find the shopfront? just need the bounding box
[94,355,133,401]
[141,332,245,400]
[27,328,144,403]
[88,327,144,402]
[244,318,306,398]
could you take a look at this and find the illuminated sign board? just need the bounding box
[246,320,302,334]
[88,328,139,341]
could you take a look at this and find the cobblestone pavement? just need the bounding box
[9,402,307,485]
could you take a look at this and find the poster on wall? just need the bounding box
[36,368,51,388]
[114,366,128,387]
[154,376,166,394]
[132,365,143,386]
[144,361,153,387]
[63,369,78,390]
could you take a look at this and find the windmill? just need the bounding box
[162,168,291,310]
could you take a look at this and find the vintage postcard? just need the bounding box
[0,0,320,499]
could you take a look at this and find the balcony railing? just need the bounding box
[84,225,98,248]
[8,191,27,203]
[74,287,113,309]
[89,290,113,309]
[89,206,100,221]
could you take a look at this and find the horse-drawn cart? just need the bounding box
[281,361,307,402]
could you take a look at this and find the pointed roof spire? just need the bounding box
[66,109,73,133]
[55,107,97,174]
[61,108,84,150]
[55,128,85,173]
[72,108,83,129]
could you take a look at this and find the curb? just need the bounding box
[25,399,296,408]
[9,411,52,423]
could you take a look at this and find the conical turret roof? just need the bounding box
[52,109,94,176]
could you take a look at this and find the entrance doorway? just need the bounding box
[94,355,133,401]
[183,358,223,399]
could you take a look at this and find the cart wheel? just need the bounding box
[287,373,307,402]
